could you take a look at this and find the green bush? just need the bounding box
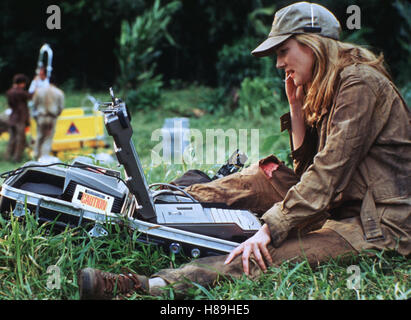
[216,37,267,91]
[197,87,228,114]
[116,0,181,111]
[126,74,163,111]
[237,76,285,119]
[215,4,278,92]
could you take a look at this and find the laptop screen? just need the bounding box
[104,104,157,221]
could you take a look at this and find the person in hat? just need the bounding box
[77,2,411,299]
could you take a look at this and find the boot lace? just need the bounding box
[101,271,143,295]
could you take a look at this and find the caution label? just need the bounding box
[67,122,80,135]
[72,185,114,215]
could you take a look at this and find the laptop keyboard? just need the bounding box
[155,203,261,231]
[207,207,260,230]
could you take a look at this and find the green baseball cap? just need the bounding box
[252,2,341,57]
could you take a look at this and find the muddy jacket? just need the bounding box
[262,64,411,256]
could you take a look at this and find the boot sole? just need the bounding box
[78,268,97,300]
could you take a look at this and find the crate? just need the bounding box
[29,107,108,152]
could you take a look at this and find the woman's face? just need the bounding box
[275,38,315,87]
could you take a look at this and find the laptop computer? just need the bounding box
[102,90,261,243]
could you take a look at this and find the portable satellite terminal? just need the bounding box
[0,89,262,257]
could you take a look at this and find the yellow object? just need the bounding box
[30,107,108,152]
[0,132,9,140]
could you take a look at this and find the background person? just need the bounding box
[5,74,32,162]
[28,66,50,95]
[32,85,64,160]
[28,64,64,161]
[77,2,411,299]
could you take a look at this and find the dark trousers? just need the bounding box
[6,122,26,162]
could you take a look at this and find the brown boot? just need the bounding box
[78,268,149,300]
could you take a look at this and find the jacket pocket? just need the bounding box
[360,188,385,242]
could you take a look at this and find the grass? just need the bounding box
[0,211,409,300]
[0,87,409,300]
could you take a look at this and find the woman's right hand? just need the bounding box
[224,224,273,275]
[285,74,305,110]
[285,73,306,150]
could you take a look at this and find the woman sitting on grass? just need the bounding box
[77,2,411,299]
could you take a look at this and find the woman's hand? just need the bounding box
[224,224,273,275]
[285,73,305,110]
[285,74,306,150]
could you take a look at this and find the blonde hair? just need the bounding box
[293,34,391,126]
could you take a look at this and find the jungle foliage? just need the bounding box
[0,0,410,92]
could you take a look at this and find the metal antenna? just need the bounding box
[109,87,115,105]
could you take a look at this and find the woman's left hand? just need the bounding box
[224,224,273,275]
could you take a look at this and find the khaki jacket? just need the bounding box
[262,64,411,256]
[33,85,64,118]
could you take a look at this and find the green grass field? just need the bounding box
[0,89,409,300]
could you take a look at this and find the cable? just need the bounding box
[148,183,199,203]
[1,163,197,203]
[0,162,127,186]
[151,190,188,203]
